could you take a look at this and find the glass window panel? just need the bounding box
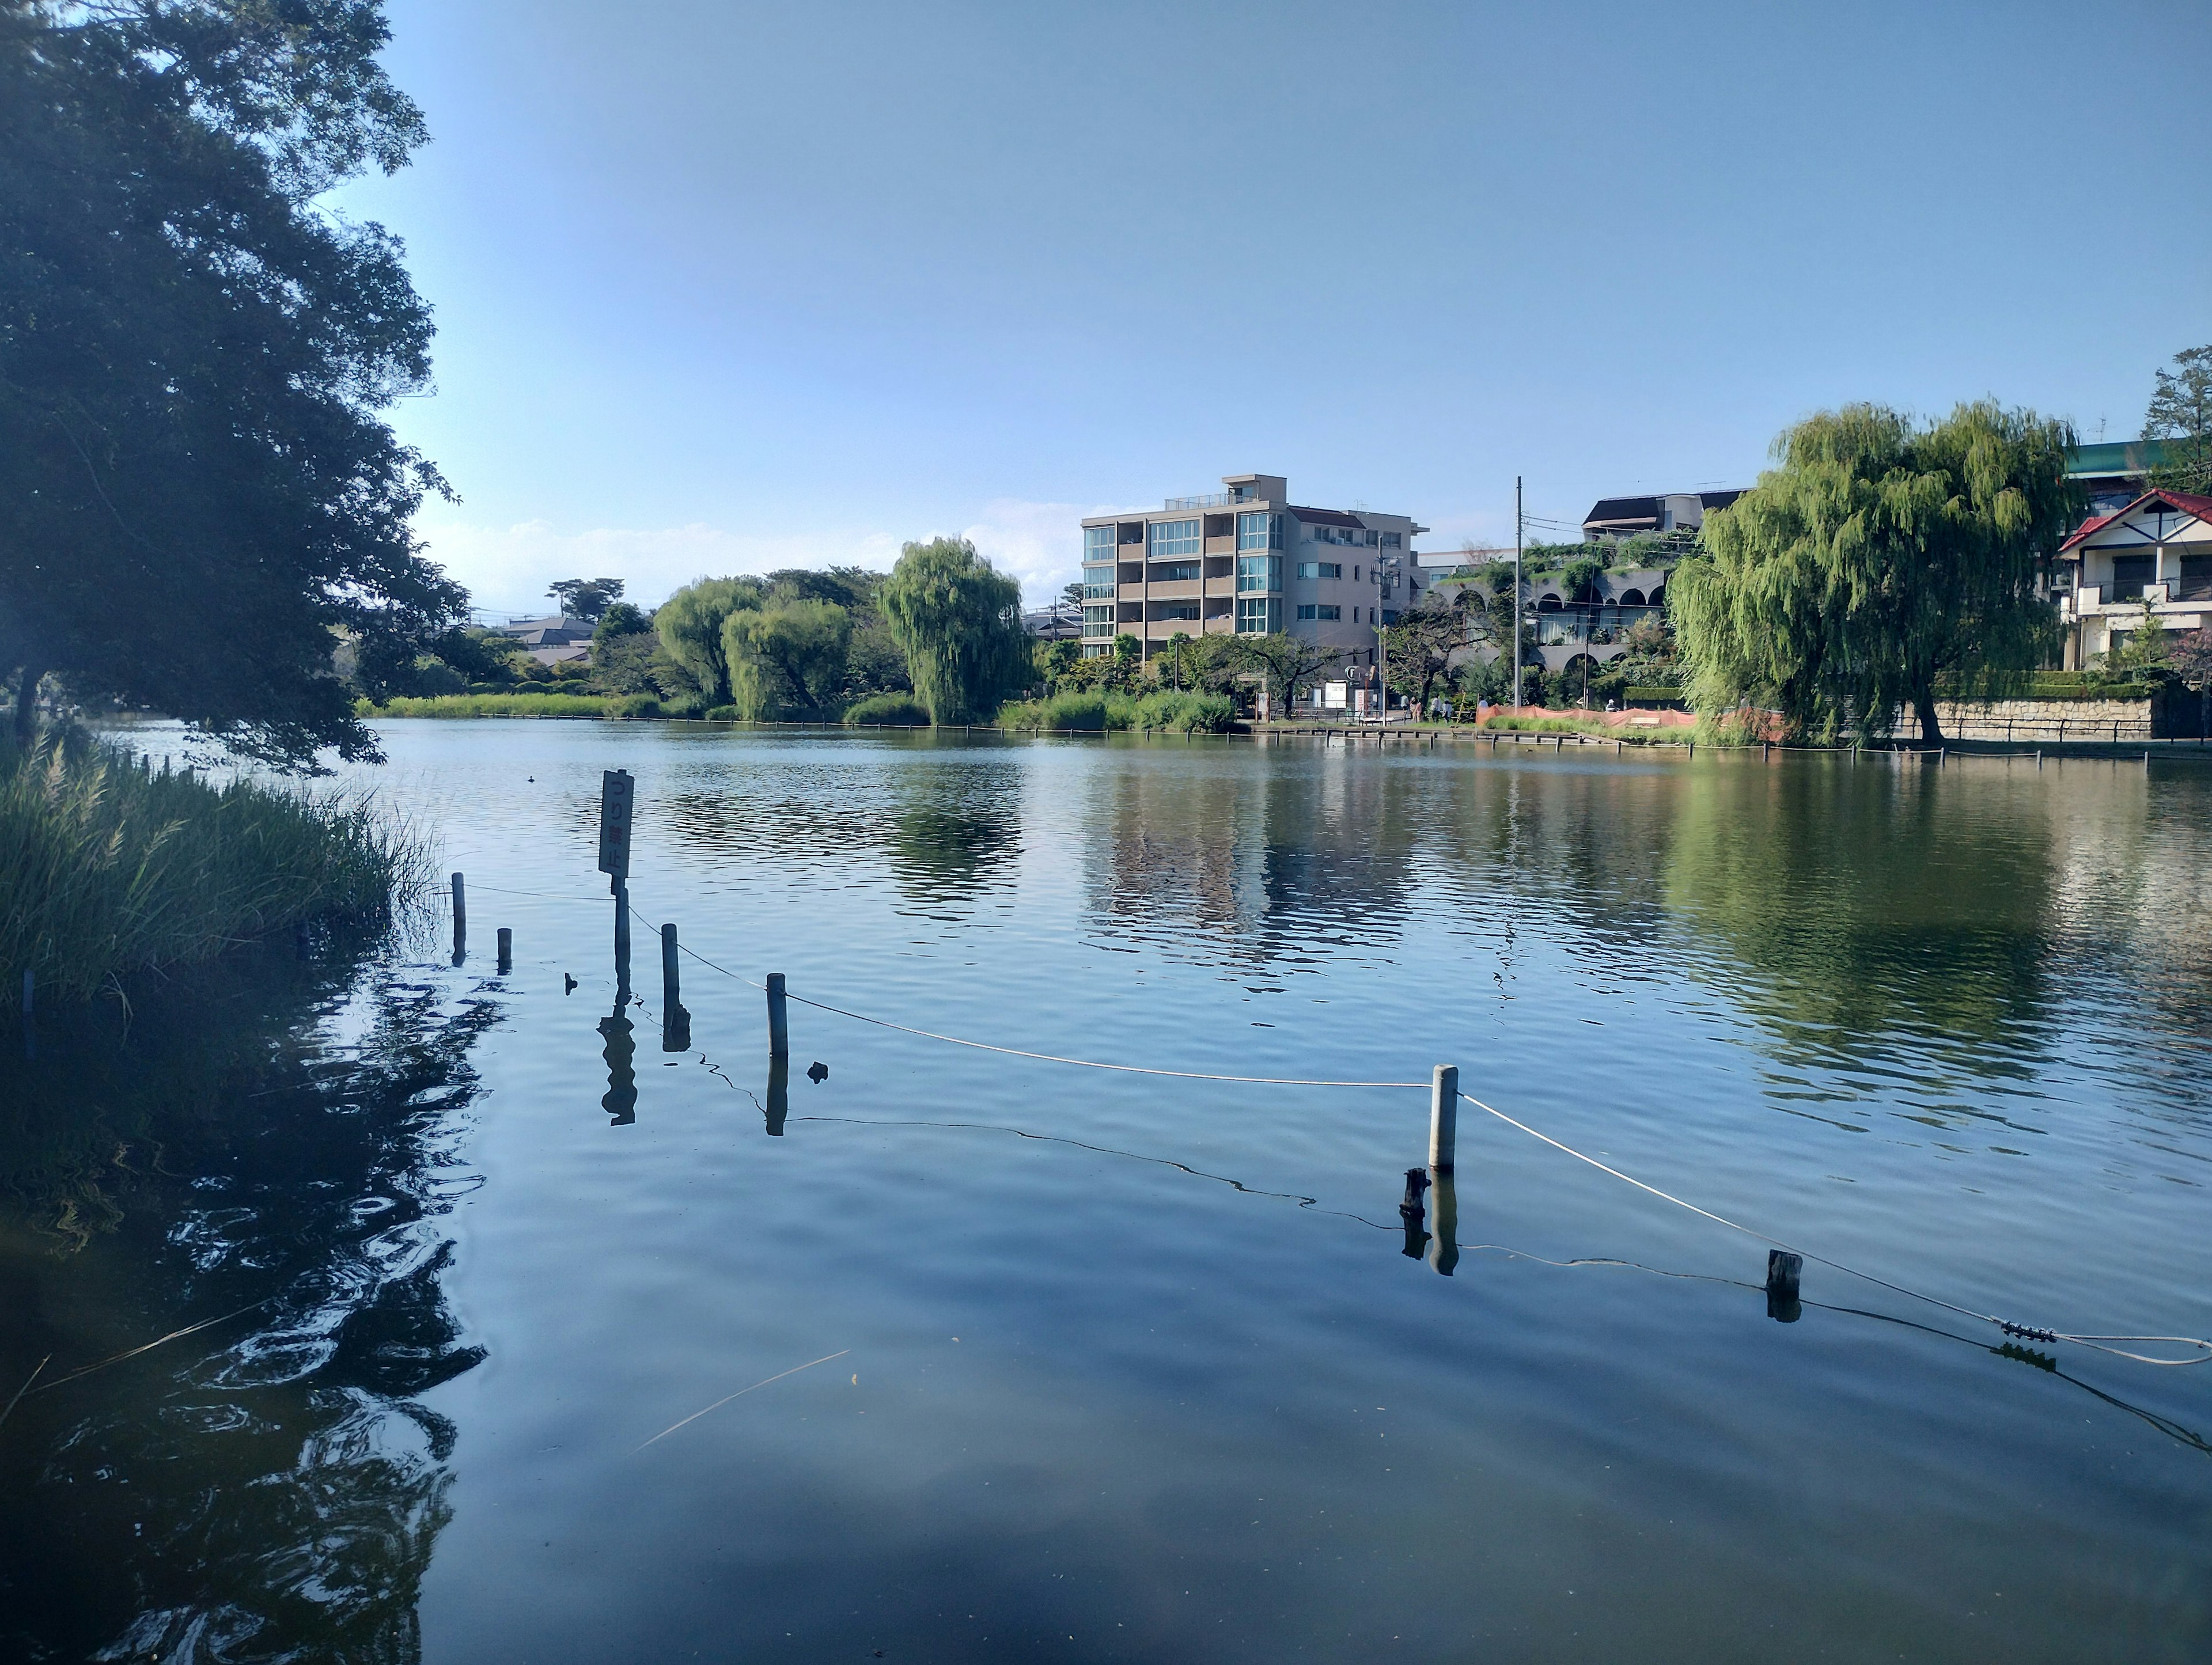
[1147,518,1202,559]
[1153,561,1200,582]
[1085,526,1116,559]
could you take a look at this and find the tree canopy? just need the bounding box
[1672,402,2076,744]
[653,577,760,705]
[548,578,624,621]
[2144,344,2212,493]
[879,538,1027,724]
[722,597,853,719]
[1381,595,1468,713]
[0,0,464,763]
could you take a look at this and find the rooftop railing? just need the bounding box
[1162,491,1256,510]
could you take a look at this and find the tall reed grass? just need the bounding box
[1,731,427,1004]
[362,692,662,718]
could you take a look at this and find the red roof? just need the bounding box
[2059,488,2212,551]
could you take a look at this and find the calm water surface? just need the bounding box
[6,722,2212,1662]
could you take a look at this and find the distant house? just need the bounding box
[1024,601,1083,641]
[2055,488,2212,668]
[1581,490,1743,543]
[491,613,596,649]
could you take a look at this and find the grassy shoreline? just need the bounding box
[2,731,426,1006]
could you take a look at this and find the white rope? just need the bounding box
[1456,1090,2212,1368]
[594,883,2212,1367]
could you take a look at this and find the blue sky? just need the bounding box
[334,0,2209,616]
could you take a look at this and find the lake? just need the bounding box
[5,721,2211,1662]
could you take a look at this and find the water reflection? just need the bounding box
[1663,760,2061,1069]
[0,937,492,1663]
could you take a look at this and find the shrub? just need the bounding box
[843,693,933,726]
[704,704,740,722]
[997,691,1109,730]
[1128,691,1235,732]
[606,693,663,719]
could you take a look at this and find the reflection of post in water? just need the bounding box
[600,886,637,1125]
[1426,1167,1459,1276]
[1397,1166,1458,1275]
[1399,1167,1430,1259]
[763,1056,789,1136]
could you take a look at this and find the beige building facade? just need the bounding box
[1080,473,1429,662]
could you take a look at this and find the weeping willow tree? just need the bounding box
[653,577,759,705]
[880,537,1028,725]
[1673,403,2077,744]
[722,597,852,719]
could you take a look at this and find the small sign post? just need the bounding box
[598,769,634,890]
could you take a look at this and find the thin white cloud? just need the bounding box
[959,498,1135,607]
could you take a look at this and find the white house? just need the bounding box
[2055,489,2212,668]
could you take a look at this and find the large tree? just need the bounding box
[2144,344,2212,493]
[653,575,759,705]
[1381,594,1468,715]
[879,537,1027,724]
[722,597,851,719]
[1672,402,2076,744]
[0,1,464,763]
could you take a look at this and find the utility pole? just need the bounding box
[1513,476,1524,708]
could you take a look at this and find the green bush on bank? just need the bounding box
[994,690,1234,733]
[359,692,644,719]
[2,732,426,1004]
[1480,714,1673,743]
[842,693,933,726]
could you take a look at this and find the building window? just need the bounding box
[1236,555,1283,593]
[1353,566,1360,582]
[1158,604,1200,621]
[1297,603,1342,621]
[1152,561,1200,582]
[1083,563,1116,599]
[1085,526,1115,561]
[1236,597,1279,634]
[1237,511,1284,551]
[1381,532,1401,549]
[1082,605,1113,638]
[1382,609,1400,625]
[1297,561,1342,579]
[1148,518,1202,560]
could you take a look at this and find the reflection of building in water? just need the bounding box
[1078,752,1423,963]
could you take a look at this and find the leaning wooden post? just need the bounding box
[1429,1064,1459,1171]
[497,927,513,973]
[766,972,789,1057]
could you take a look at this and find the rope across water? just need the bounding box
[593,885,2212,1368]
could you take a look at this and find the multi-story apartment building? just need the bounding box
[1080,473,1428,661]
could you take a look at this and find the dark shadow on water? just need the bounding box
[0,928,495,1664]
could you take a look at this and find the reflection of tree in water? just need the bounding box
[0,937,494,1663]
[887,776,1021,905]
[1663,762,2056,1070]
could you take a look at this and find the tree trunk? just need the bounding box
[11,661,44,747]
[1914,688,1943,746]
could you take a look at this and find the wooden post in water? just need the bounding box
[1765,1250,1802,1322]
[450,872,465,930]
[497,927,512,973]
[661,923,680,1009]
[20,968,30,1018]
[767,972,789,1057]
[1429,1064,1459,1171]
